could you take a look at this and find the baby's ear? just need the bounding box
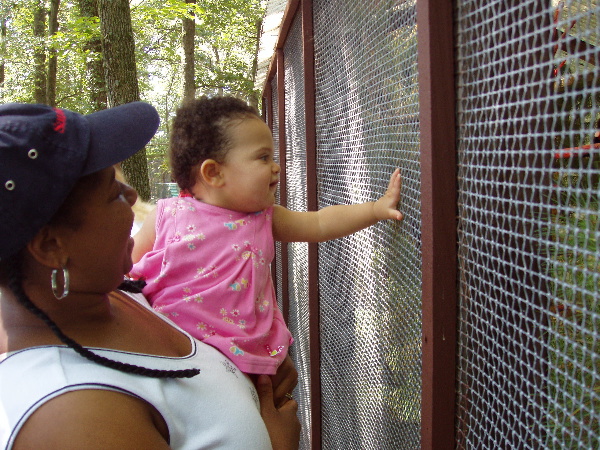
[199,159,225,187]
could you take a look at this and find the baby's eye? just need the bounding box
[260,155,269,161]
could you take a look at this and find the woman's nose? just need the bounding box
[123,183,138,206]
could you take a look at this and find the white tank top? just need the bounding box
[0,292,272,450]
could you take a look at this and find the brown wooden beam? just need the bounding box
[301,1,321,449]
[417,0,458,447]
[276,49,290,323]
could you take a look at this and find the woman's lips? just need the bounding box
[127,236,135,254]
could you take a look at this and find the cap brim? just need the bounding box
[82,102,160,175]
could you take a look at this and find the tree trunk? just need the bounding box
[0,18,6,89]
[46,0,60,107]
[212,45,222,96]
[98,0,151,201]
[248,17,262,109]
[182,0,195,101]
[77,0,106,111]
[33,2,47,104]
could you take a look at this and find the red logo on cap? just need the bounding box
[52,108,66,133]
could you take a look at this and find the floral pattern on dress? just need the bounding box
[196,321,216,339]
[182,286,203,303]
[229,278,249,291]
[193,265,219,279]
[224,218,251,231]
[132,200,290,375]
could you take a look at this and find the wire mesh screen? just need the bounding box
[455,1,599,448]
[311,0,422,448]
[283,13,313,450]
[270,75,284,317]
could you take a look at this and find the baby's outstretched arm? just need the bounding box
[273,168,402,243]
[132,207,157,263]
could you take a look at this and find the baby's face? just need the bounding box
[215,117,280,213]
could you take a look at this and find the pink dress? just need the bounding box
[130,198,292,375]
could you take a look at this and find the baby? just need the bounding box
[131,95,402,392]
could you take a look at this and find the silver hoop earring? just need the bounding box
[51,266,70,300]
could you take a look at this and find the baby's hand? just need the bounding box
[373,168,403,222]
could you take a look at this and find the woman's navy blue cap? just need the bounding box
[0,101,160,259]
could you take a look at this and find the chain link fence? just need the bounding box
[263,0,599,448]
[312,1,421,448]
[283,13,314,450]
[455,1,599,448]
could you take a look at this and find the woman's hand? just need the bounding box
[271,355,299,407]
[257,375,301,450]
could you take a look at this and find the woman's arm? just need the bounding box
[273,168,402,243]
[132,207,157,263]
[13,389,171,449]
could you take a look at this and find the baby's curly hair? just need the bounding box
[170,95,260,192]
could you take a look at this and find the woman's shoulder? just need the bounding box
[9,388,169,449]
[0,342,179,448]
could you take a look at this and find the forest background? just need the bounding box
[0,0,265,200]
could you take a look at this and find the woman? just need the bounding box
[0,102,300,449]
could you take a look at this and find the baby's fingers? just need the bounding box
[386,168,401,197]
[387,168,400,187]
[386,169,403,221]
[386,169,402,202]
[391,208,404,221]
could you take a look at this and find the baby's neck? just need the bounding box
[188,194,242,213]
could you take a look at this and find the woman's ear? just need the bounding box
[26,225,68,269]
[200,159,225,187]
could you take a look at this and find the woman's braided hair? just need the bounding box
[2,253,200,379]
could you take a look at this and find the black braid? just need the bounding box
[5,258,199,379]
[118,278,147,294]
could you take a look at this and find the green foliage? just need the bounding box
[0,0,264,192]
[1,0,264,104]
[130,0,264,189]
[544,147,600,447]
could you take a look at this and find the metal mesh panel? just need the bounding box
[283,14,312,450]
[312,1,421,448]
[270,76,284,316]
[455,1,599,448]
